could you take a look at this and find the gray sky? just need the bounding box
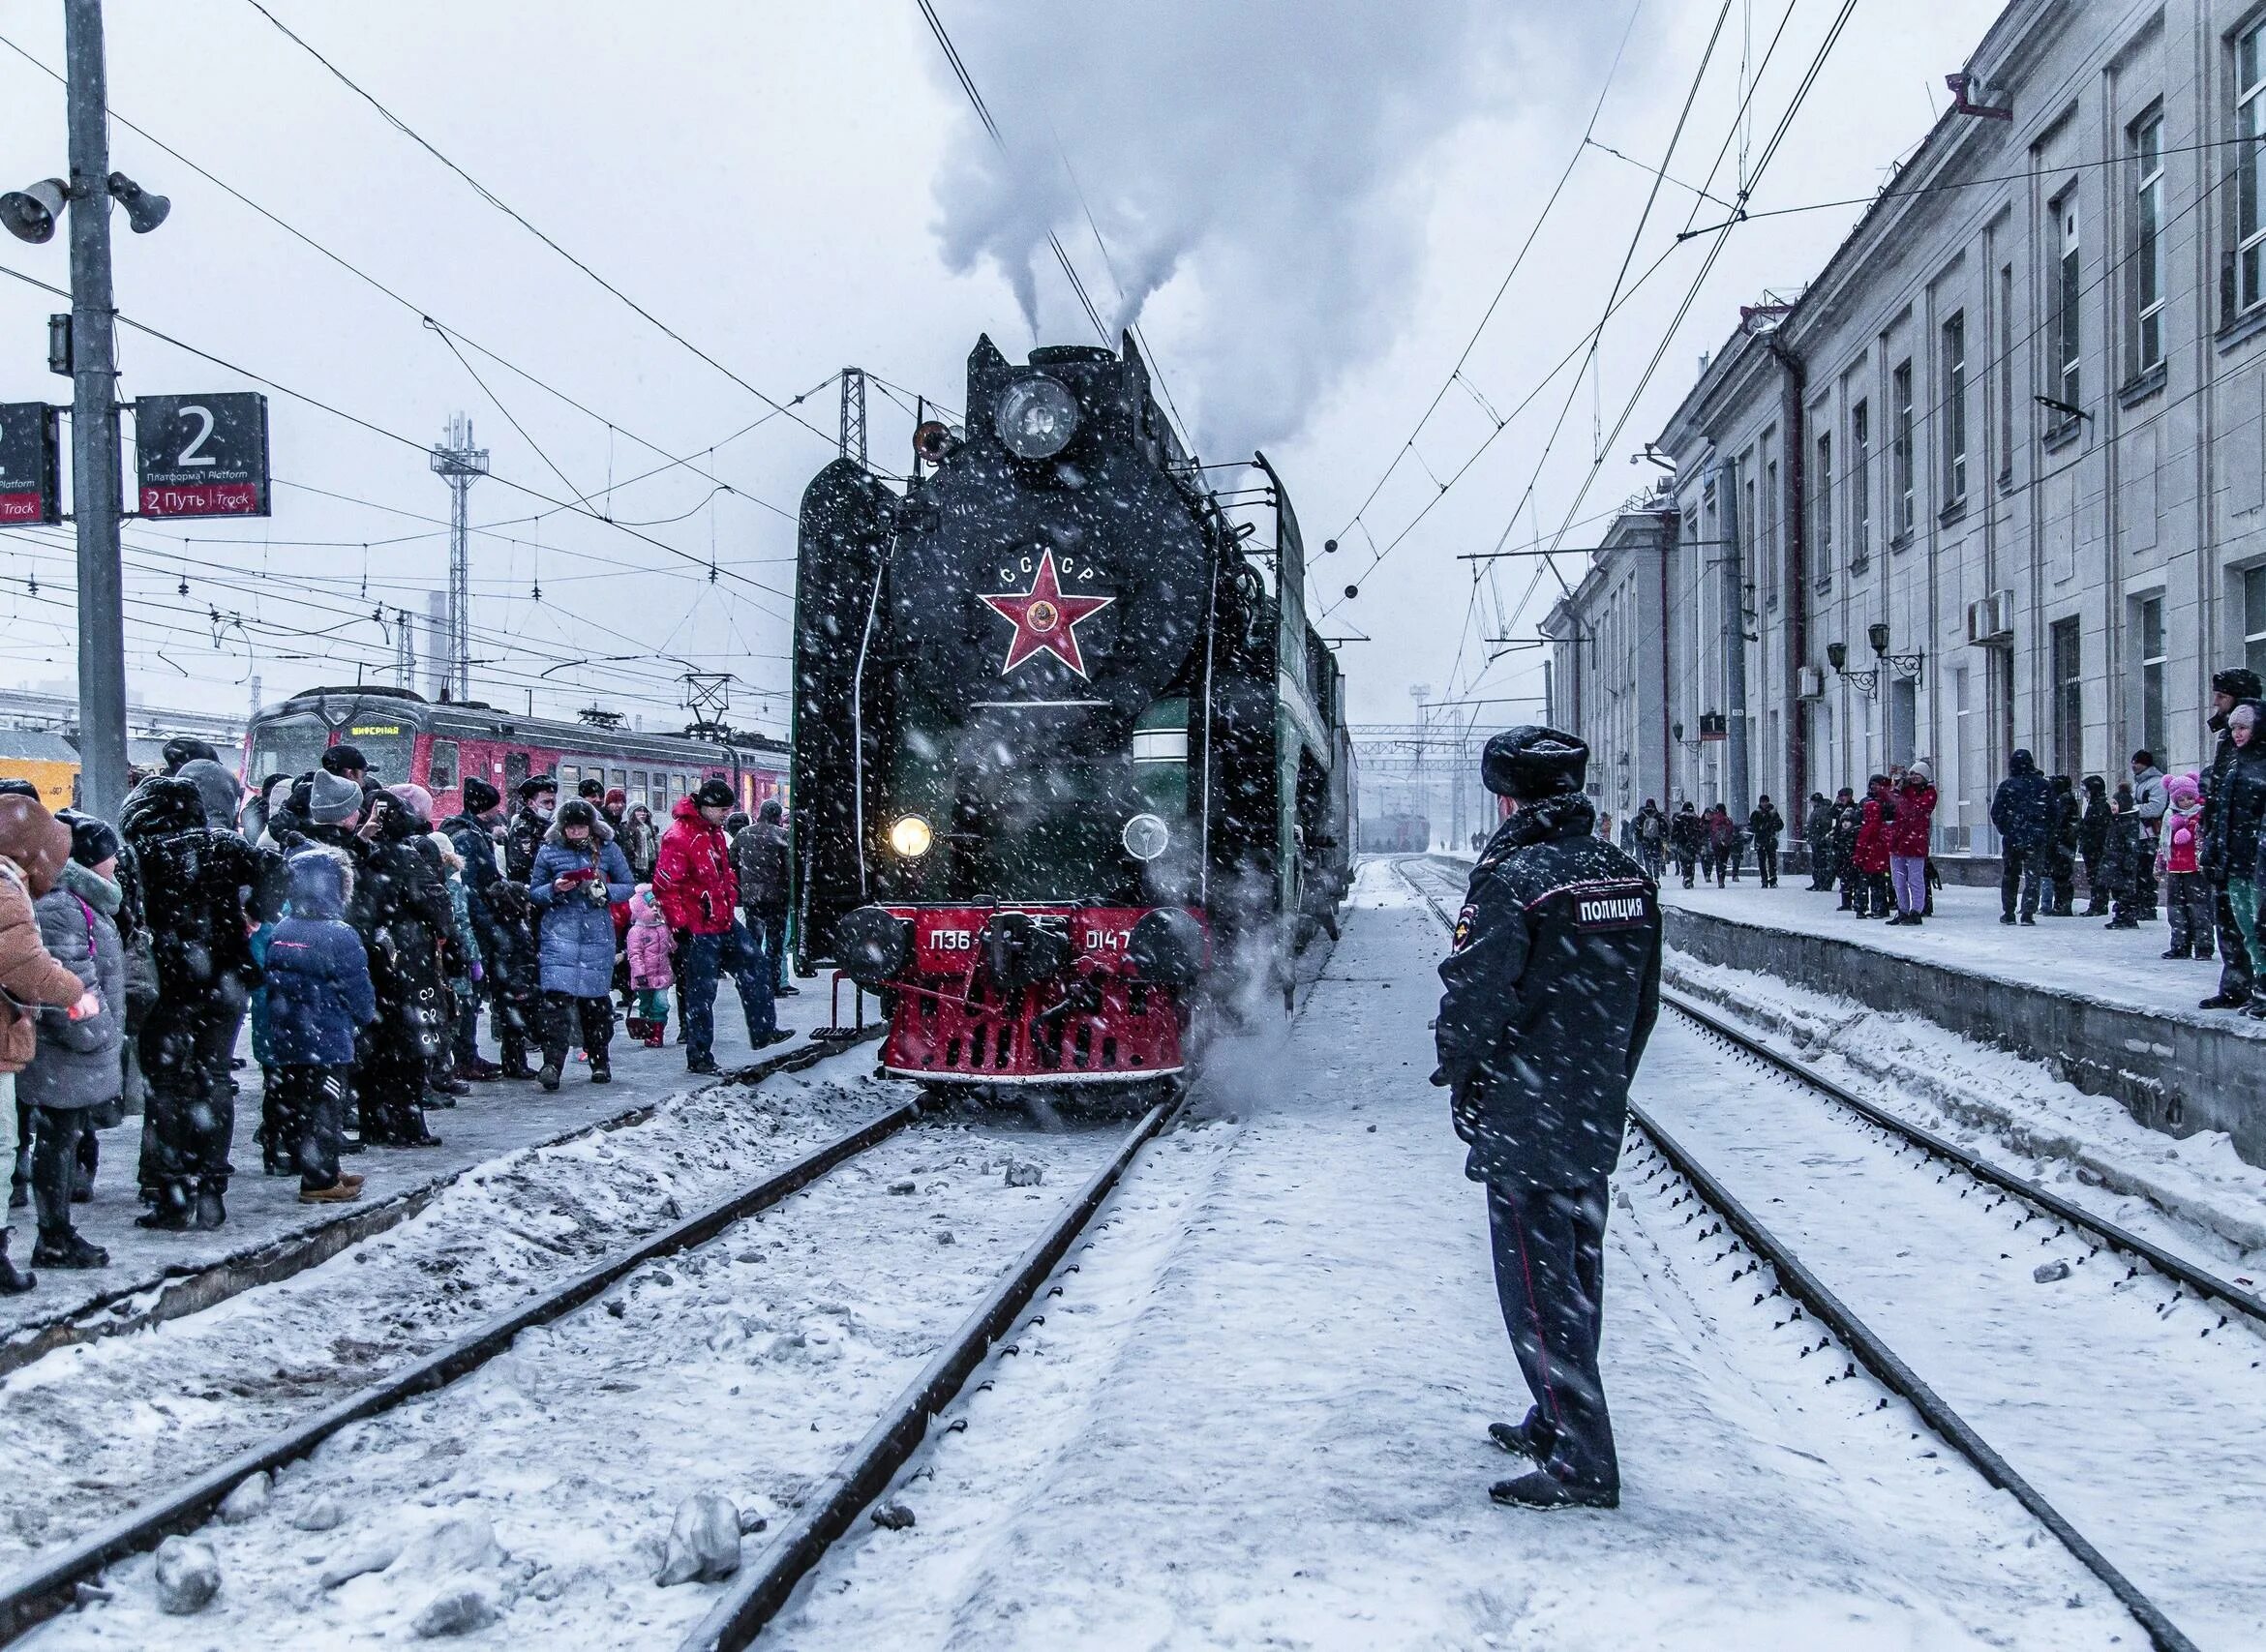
[0,0,2004,737]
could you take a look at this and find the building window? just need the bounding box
[1997,264,2014,477]
[1763,458,1779,609]
[1850,400,1870,565]
[1890,361,1915,537]
[2051,616,2083,776]
[2054,194,2081,416]
[2138,596,2167,760]
[2133,113,2165,373]
[2246,567,2266,681]
[1952,664,1974,848]
[1941,312,1967,504]
[2241,24,2266,315]
[1814,430,1833,574]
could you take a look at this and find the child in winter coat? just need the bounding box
[624,886,676,1049]
[2103,784,2150,931]
[256,848,378,1203]
[2158,775,2214,960]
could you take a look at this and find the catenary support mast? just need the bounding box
[66,0,127,822]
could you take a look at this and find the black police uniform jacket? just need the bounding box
[1434,794,1662,1188]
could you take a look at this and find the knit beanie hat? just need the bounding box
[461,776,500,815]
[388,782,435,825]
[55,808,121,868]
[308,767,364,826]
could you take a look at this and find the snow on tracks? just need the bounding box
[15,1106,1140,1648]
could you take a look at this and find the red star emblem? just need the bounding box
[979,550,1114,676]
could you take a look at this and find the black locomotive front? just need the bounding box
[791,335,1344,1091]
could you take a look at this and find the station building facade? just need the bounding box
[1540,496,1677,826]
[1590,0,2266,858]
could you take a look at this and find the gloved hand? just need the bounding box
[1448,1081,1484,1145]
[468,961,484,984]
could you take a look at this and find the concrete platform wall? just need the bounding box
[1665,906,2266,1167]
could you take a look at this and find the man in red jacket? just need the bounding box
[653,780,782,1073]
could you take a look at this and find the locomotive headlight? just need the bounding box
[995,377,1079,460]
[889,814,934,858]
[1122,812,1170,861]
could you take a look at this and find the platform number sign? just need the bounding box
[134,392,271,518]
[0,402,61,526]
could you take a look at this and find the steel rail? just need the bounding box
[680,1094,1184,1652]
[1659,986,2266,1329]
[2,1033,875,1381]
[1392,857,2201,1652]
[0,1034,906,1644]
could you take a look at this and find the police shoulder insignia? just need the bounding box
[1451,905,1476,950]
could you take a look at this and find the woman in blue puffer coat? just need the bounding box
[529,798,633,1090]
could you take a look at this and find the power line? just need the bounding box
[1324,0,1742,618]
[0,27,850,513]
[1488,0,1863,664]
[239,0,852,458]
[1328,0,1650,549]
[911,0,1113,348]
[0,258,801,616]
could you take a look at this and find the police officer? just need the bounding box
[1433,726,1661,1511]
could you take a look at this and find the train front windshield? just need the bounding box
[247,713,415,784]
[244,713,330,783]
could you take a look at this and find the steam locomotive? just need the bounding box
[792,334,1353,1099]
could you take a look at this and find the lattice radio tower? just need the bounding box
[838,368,867,467]
[429,413,489,703]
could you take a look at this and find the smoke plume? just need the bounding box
[923,1,1594,453]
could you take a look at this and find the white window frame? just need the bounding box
[1850,399,1870,563]
[2241,23,2266,315]
[1890,362,1915,537]
[2056,195,2082,412]
[2134,112,2166,370]
[1941,311,1967,503]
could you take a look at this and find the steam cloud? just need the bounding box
[924,1,1597,453]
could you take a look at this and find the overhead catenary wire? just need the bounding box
[0,258,801,619]
[0,28,857,513]
[1328,0,1652,551]
[238,0,857,461]
[1325,0,1742,619]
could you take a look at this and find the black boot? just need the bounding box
[1489,1411,1556,1462]
[0,1233,31,1293]
[537,1059,563,1093]
[1490,1469,1617,1510]
[136,1181,194,1230]
[193,1181,227,1232]
[588,1050,612,1085]
[32,1229,106,1269]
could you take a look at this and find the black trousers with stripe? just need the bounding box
[1486,1174,1618,1494]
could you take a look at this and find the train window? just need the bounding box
[504,750,529,792]
[428,739,459,792]
[673,773,688,800]
[611,767,627,791]
[631,769,647,800]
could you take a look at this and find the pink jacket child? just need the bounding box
[625,887,676,990]
[2159,776,2205,876]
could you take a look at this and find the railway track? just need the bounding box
[1396,856,2265,1652]
[1,1065,1181,1647]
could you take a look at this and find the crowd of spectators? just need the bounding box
[1609,667,2266,1012]
[0,737,798,1293]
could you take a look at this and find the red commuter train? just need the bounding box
[240,685,788,823]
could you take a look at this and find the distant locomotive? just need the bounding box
[1360,813,1432,854]
[792,335,1353,1099]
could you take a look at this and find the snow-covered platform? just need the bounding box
[771,862,2128,1649]
[1660,878,2266,1164]
[1,986,846,1369]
